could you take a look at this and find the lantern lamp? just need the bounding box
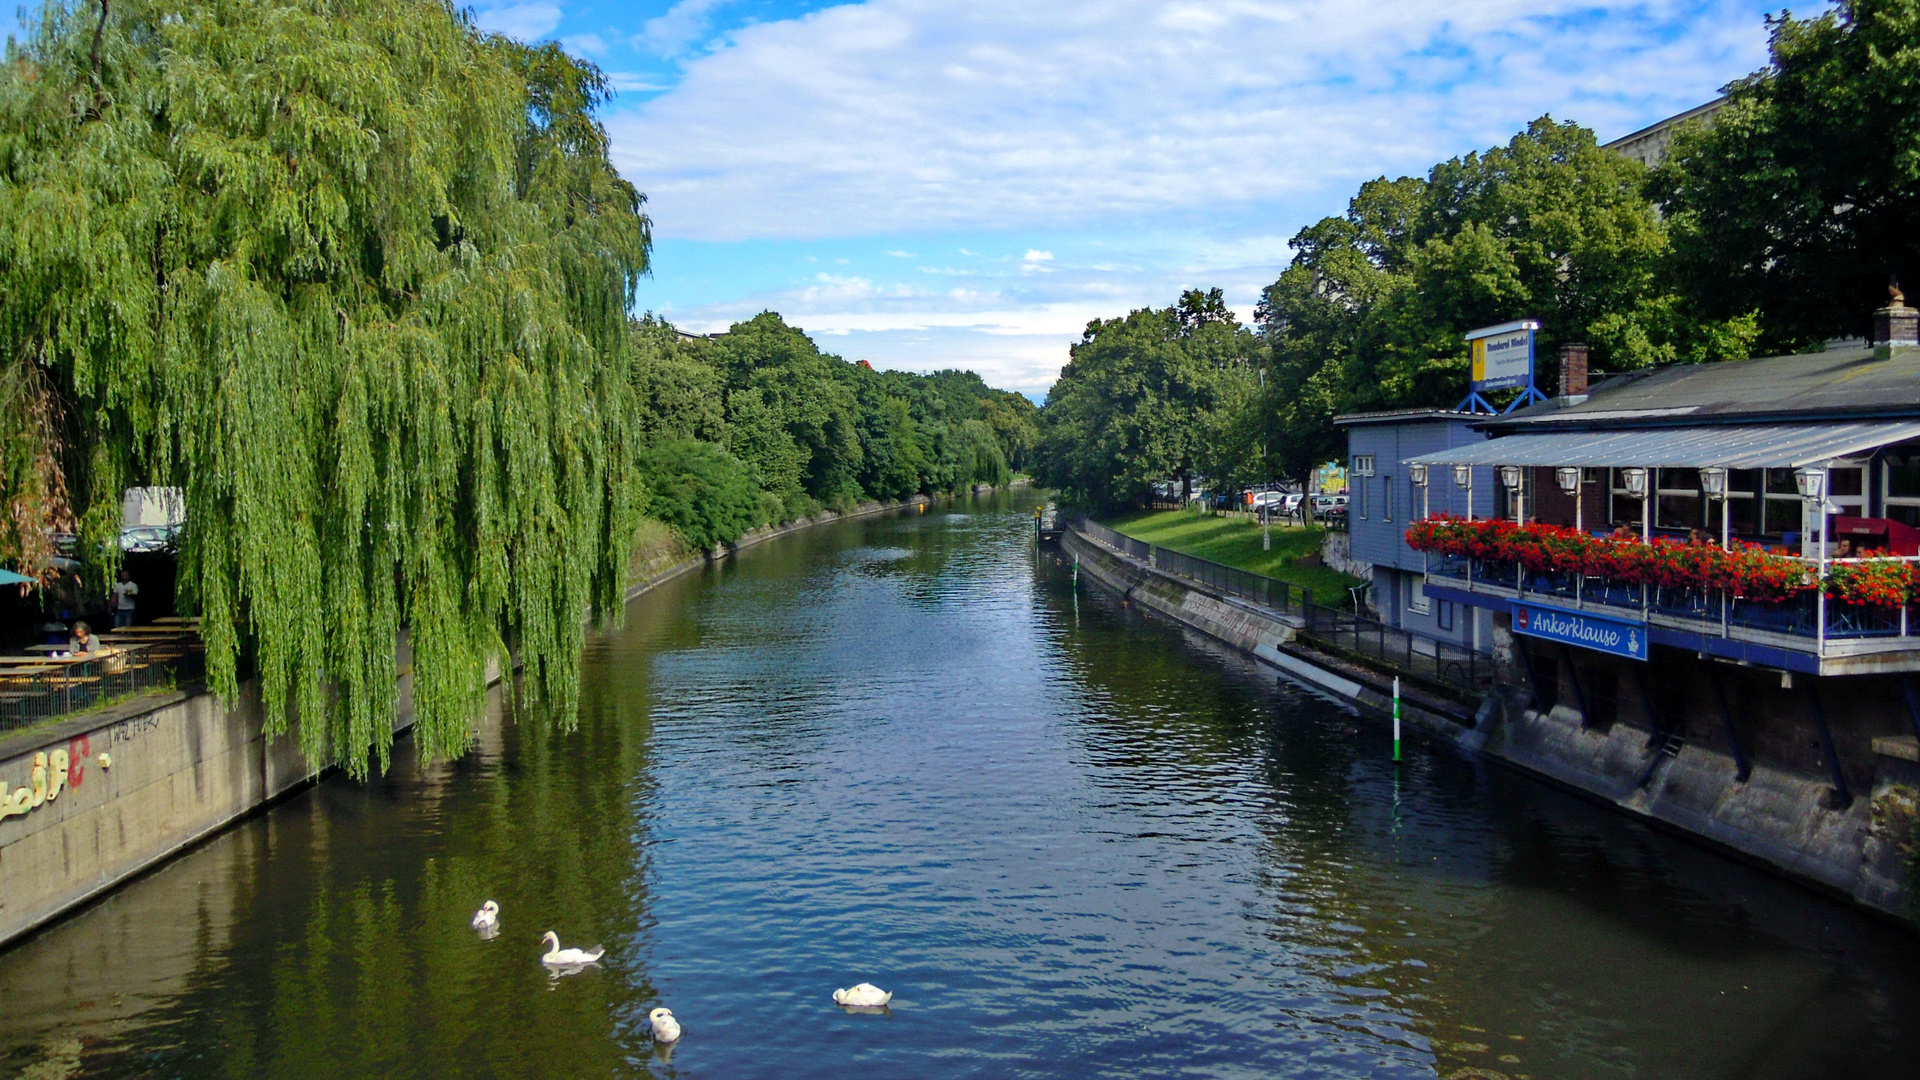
[1409,463,1428,486]
[1794,467,1825,501]
[1700,466,1727,500]
[1452,463,1472,489]
[1555,467,1581,495]
[1621,467,1648,499]
[1499,465,1523,490]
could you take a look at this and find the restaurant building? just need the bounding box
[1333,300,1920,918]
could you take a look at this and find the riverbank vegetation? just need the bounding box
[1036,0,1917,508]
[0,1,1035,773]
[1105,509,1362,603]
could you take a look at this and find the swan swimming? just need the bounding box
[538,931,605,967]
[648,1007,682,1043]
[471,901,499,931]
[832,983,892,1007]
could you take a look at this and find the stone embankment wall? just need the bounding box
[1063,522,1919,927]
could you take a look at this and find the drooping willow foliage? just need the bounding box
[0,1,650,773]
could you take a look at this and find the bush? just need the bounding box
[637,440,765,552]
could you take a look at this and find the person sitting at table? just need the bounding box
[1688,527,1714,547]
[68,620,96,654]
[1610,524,1638,541]
[1834,539,1855,559]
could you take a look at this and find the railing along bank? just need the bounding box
[1072,518,1489,693]
[1409,517,1920,646]
[0,641,205,733]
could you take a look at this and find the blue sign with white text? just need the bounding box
[1512,602,1647,661]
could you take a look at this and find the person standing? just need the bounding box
[111,569,139,629]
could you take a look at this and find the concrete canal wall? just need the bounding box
[1062,523,1920,928]
[0,637,420,949]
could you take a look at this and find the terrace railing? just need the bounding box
[1427,549,1920,652]
[0,639,205,733]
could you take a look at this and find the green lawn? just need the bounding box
[1104,508,1364,606]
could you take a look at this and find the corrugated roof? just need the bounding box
[1497,345,1920,428]
[1402,421,1920,469]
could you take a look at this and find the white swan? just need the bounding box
[471,901,499,931]
[539,931,605,966]
[832,982,892,1007]
[648,1007,682,1043]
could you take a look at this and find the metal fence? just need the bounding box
[1073,517,1488,695]
[1074,517,1315,617]
[0,638,204,732]
[1298,601,1490,693]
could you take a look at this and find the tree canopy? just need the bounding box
[1034,290,1259,509]
[1,0,649,772]
[1653,0,1920,350]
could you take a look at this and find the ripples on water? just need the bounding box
[2,493,1917,1079]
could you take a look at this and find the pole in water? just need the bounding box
[1392,676,1402,763]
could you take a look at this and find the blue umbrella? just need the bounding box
[0,569,33,586]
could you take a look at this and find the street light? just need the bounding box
[1621,467,1650,542]
[1556,466,1583,532]
[1499,465,1526,525]
[1701,466,1729,547]
[1796,466,1828,562]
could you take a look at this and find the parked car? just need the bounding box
[1310,493,1348,515]
[1250,491,1288,512]
[119,525,178,553]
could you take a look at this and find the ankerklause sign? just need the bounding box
[1512,601,1647,661]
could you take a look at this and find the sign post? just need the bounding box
[1392,676,1402,763]
[1459,319,1548,414]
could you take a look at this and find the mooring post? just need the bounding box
[1392,676,1402,763]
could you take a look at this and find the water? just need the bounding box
[3,493,1917,1079]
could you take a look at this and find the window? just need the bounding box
[1610,468,1644,529]
[1436,599,1454,631]
[1763,468,1804,537]
[1655,467,1703,531]
[1707,468,1758,537]
[1886,455,1920,527]
[1383,474,1393,521]
[1351,455,1375,476]
[1827,464,1866,521]
[1407,575,1429,615]
[1358,474,1369,519]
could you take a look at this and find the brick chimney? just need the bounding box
[1876,278,1918,353]
[1557,343,1589,402]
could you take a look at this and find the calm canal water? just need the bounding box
[3,492,1918,1079]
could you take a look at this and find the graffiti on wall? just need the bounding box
[0,737,94,822]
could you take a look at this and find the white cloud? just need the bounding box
[470,2,562,41]
[639,0,741,57]
[606,0,1770,242]
[561,32,607,56]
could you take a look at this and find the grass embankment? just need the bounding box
[1104,509,1364,606]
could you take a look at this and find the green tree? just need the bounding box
[713,312,863,513]
[636,439,763,552]
[1037,298,1258,508]
[1654,0,1920,349]
[0,1,649,771]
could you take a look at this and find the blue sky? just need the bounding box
[21,2,1790,395]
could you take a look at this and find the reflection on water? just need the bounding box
[2,492,1917,1079]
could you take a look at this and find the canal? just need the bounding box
[1,493,1916,1079]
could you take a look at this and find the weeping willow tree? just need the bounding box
[0,1,651,772]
